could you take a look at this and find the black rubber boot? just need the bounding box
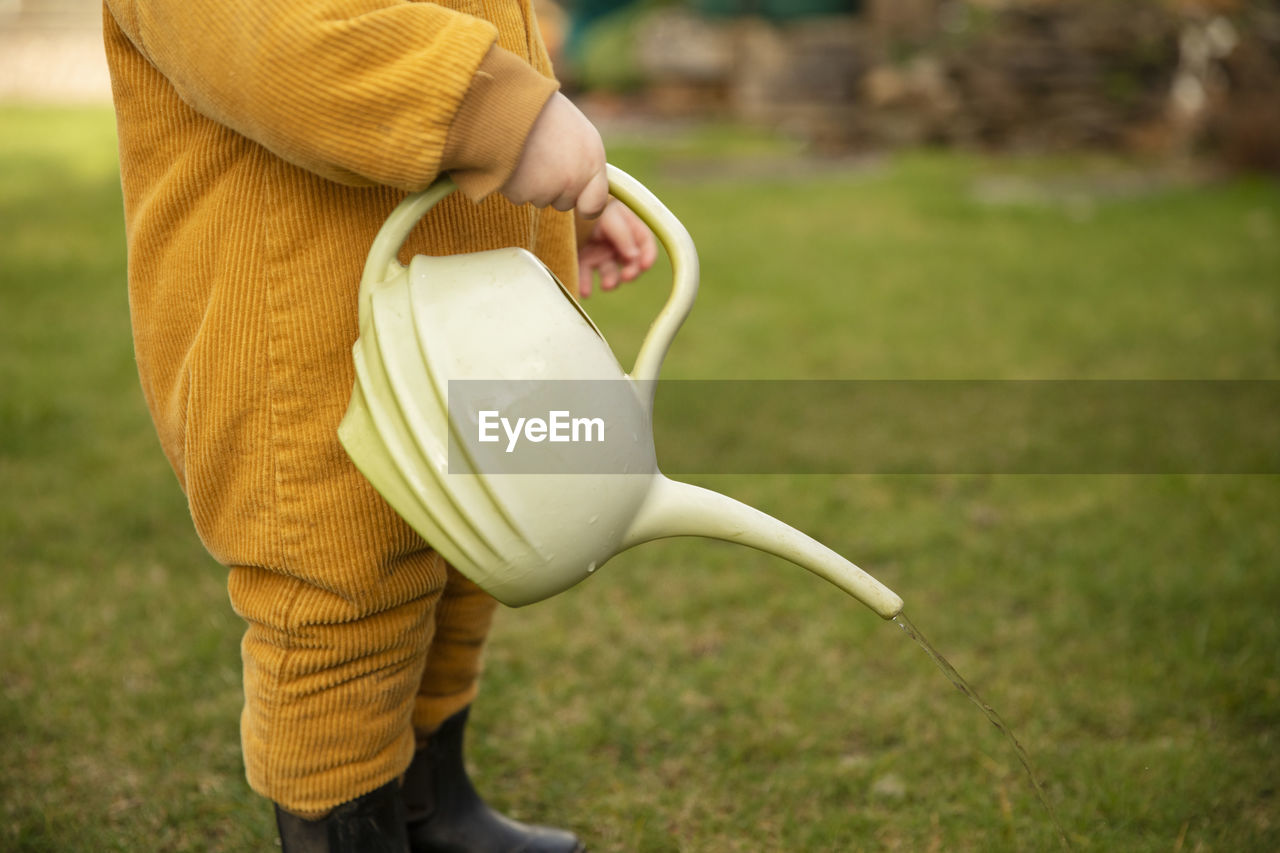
[275,779,411,853]
[402,707,586,853]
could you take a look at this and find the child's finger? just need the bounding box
[577,243,612,298]
[597,202,641,261]
[575,200,656,296]
[628,212,658,270]
[578,253,596,298]
[597,258,621,291]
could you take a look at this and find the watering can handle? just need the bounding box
[602,165,700,384]
[359,165,699,385]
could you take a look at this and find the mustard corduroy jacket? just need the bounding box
[104,0,577,573]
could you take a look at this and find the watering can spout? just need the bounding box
[623,476,904,620]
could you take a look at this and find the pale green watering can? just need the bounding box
[338,165,903,619]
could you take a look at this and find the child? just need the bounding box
[102,1,656,849]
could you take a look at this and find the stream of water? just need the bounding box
[894,611,1073,851]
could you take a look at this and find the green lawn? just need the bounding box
[1,106,1277,852]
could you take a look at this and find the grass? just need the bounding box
[1,105,1277,852]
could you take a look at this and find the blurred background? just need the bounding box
[2,1,1278,852]
[3,0,1279,172]
[544,0,1279,175]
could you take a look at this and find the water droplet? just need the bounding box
[586,561,597,573]
[588,514,599,525]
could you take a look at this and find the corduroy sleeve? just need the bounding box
[105,0,556,191]
[442,44,559,200]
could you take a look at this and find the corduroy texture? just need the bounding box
[104,0,576,817]
[413,564,499,743]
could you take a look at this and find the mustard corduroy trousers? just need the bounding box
[229,551,497,819]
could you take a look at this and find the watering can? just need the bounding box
[338,165,903,620]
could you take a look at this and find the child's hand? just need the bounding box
[576,199,658,299]
[501,93,609,216]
